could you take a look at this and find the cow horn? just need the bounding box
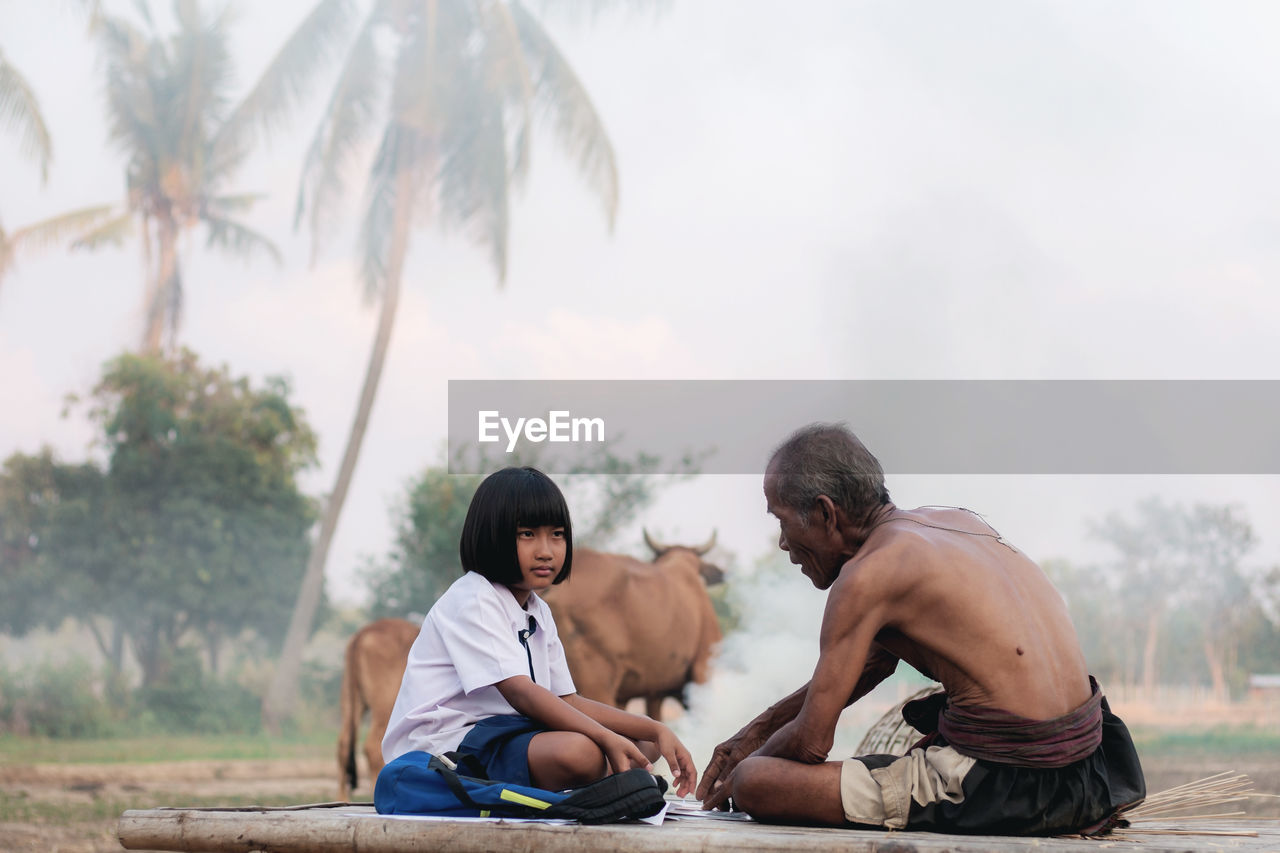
[643,528,667,555]
[693,530,718,556]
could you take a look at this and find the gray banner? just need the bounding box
[447,380,1280,474]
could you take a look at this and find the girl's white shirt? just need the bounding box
[381,570,577,764]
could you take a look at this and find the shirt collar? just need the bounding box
[490,578,549,632]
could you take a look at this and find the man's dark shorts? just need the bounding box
[841,699,1146,835]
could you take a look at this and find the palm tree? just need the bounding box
[260,0,620,730]
[0,46,116,288]
[59,1,288,353]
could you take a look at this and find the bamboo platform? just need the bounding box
[117,802,1280,853]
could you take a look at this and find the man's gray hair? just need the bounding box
[768,423,891,524]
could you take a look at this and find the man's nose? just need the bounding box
[778,531,789,551]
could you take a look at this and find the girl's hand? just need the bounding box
[655,726,698,797]
[599,732,652,775]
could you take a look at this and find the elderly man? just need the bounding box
[697,423,1144,835]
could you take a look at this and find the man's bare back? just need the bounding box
[845,507,1091,720]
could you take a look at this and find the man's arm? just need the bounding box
[696,641,899,803]
[754,569,892,765]
[695,681,809,802]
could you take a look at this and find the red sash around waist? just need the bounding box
[936,676,1104,769]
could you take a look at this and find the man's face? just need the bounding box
[764,469,840,590]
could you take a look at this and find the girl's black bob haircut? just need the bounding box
[459,466,573,586]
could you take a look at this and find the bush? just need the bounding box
[0,659,123,738]
[133,648,262,735]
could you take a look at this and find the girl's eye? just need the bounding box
[552,529,565,538]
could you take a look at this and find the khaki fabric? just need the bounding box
[840,745,977,829]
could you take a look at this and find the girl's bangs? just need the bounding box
[516,476,570,528]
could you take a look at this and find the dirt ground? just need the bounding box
[2,751,1278,853]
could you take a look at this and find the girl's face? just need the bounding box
[511,524,566,605]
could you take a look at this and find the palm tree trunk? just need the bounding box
[262,169,417,733]
[143,217,176,354]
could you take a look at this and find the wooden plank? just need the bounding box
[117,805,1280,853]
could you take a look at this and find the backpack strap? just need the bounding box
[439,751,490,780]
[427,754,486,812]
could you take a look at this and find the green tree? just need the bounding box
[263,0,623,729]
[1042,557,1141,689]
[1177,503,1256,699]
[1090,497,1261,699]
[50,1,291,352]
[0,350,318,688]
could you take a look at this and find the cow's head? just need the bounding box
[642,528,726,585]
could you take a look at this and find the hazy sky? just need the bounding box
[3,0,1279,607]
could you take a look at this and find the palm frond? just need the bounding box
[437,81,511,282]
[294,8,385,260]
[0,50,54,182]
[0,222,9,285]
[359,124,411,302]
[205,192,268,214]
[169,0,237,185]
[480,1,536,186]
[202,214,284,266]
[69,210,135,251]
[526,0,672,25]
[510,0,618,229]
[212,0,357,176]
[0,204,118,282]
[7,205,120,256]
[97,14,161,166]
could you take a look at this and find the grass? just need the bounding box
[0,731,333,765]
[1130,725,1280,758]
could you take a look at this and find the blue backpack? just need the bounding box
[374,751,668,824]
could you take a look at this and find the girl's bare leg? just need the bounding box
[526,731,607,790]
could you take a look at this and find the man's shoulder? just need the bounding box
[836,530,937,597]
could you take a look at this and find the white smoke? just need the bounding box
[671,544,933,776]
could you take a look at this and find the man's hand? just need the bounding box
[699,762,740,811]
[696,722,768,807]
[756,717,831,765]
[654,726,698,798]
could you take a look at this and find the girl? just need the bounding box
[380,466,697,796]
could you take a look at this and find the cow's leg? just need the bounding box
[644,695,664,721]
[365,712,389,786]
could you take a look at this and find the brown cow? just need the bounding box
[544,530,724,720]
[336,617,420,800]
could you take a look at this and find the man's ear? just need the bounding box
[815,495,839,532]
